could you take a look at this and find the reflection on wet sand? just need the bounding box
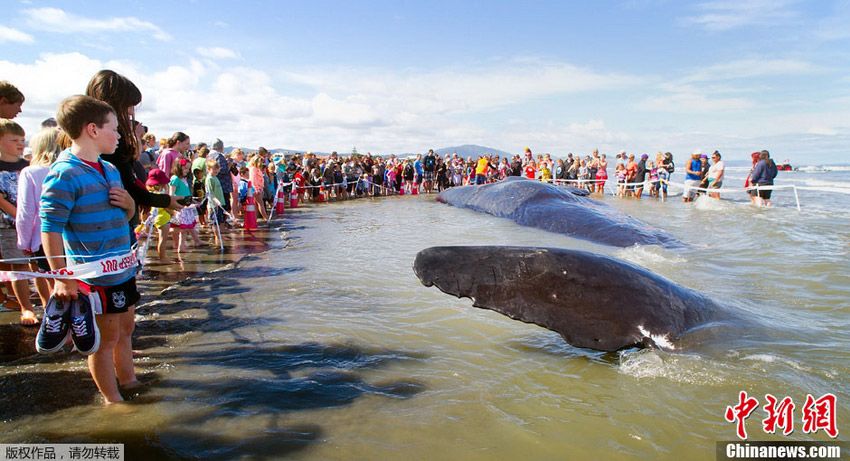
[0,218,427,458]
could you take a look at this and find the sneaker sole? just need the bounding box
[36,329,71,354]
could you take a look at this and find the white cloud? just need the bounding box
[0,52,107,112]
[492,118,632,156]
[0,25,34,43]
[632,58,820,117]
[563,119,631,146]
[682,58,820,82]
[5,51,847,163]
[22,7,171,41]
[806,126,838,136]
[282,59,641,115]
[636,56,820,116]
[638,83,754,113]
[684,0,797,31]
[3,53,639,152]
[196,47,240,60]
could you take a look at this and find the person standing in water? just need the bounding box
[86,69,180,397]
[706,151,725,199]
[750,150,778,207]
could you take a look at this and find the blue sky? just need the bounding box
[2,0,849,163]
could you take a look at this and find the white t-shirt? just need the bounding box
[708,160,725,181]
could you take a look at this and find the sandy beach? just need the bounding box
[0,217,284,418]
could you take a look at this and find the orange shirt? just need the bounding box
[475,158,489,176]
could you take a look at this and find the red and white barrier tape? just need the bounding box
[0,250,137,282]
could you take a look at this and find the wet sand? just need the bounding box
[0,215,287,420]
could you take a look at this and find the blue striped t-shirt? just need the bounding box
[40,149,135,286]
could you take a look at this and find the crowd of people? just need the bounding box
[266,146,777,209]
[0,73,781,405]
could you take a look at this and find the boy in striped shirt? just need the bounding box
[41,95,137,404]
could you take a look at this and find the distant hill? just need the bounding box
[435,144,513,158]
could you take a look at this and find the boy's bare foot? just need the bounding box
[102,397,127,406]
[20,309,39,326]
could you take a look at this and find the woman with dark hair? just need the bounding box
[86,70,180,223]
[157,131,190,177]
[85,69,179,399]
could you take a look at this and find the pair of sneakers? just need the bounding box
[35,294,100,355]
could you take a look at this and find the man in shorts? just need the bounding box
[422,149,437,193]
[683,151,702,202]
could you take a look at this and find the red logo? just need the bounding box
[763,394,795,435]
[725,392,839,439]
[802,393,838,438]
[725,391,760,440]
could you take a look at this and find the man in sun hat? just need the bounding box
[683,149,703,202]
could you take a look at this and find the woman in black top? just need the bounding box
[86,70,179,229]
[84,69,179,395]
[436,157,448,192]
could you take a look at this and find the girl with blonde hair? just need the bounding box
[229,149,244,217]
[16,128,62,310]
[247,154,269,221]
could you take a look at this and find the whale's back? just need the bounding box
[437,178,681,248]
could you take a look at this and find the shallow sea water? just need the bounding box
[2,169,849,460]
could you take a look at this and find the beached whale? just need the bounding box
[414,246,735,352]
[437,177,680,248]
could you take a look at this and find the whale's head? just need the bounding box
[414,246,723,352]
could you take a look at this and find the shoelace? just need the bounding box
[72,317,88,336]
[44,315,64,334]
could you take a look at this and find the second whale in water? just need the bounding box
[436,177,681,248]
